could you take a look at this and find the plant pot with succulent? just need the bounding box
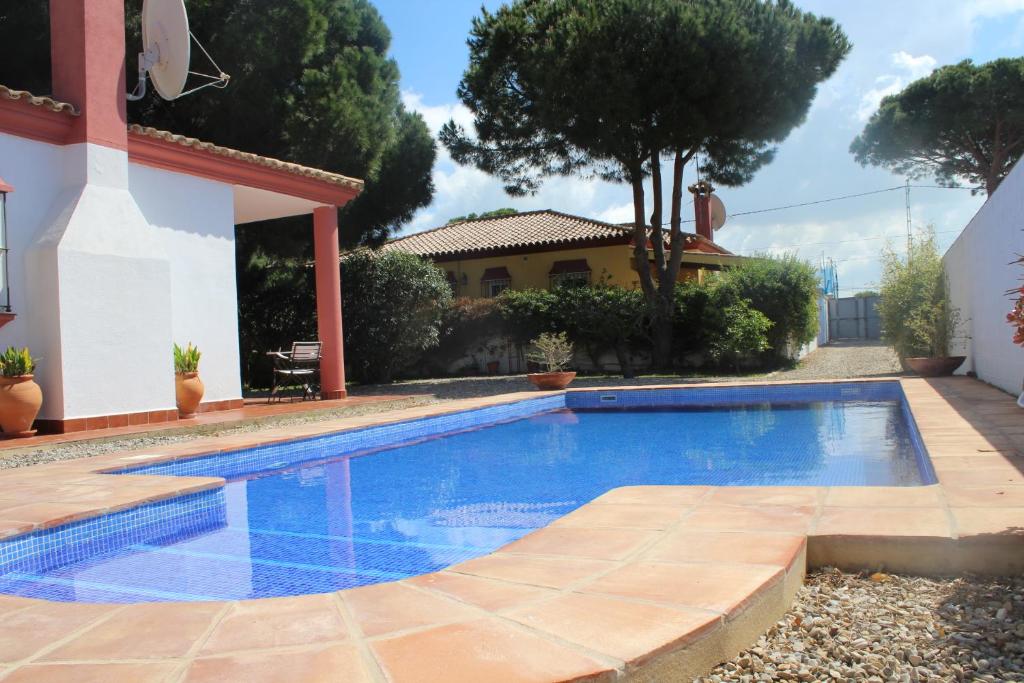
[174,342,204,418]
[878,230,966,377]
[0,347,42,437]
[526,332,576,390]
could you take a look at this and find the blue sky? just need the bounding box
[374,0,1024,294]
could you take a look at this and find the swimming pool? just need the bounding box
[0,382,933,603]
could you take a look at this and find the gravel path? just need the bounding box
[700,570,1024,683]
[348,340,904,402]
[0,341,901,470]
[0,396,431,470]
[777,340,903,381]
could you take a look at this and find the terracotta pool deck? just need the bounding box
[0,377,1020,682]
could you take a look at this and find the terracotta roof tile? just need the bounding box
[0,85,79,115]
[381,210,630,258]
[381,210,731,258]
[128,125,363,190]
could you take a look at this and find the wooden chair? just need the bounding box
[267,341,322,403]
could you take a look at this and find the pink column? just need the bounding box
[49,0,128,150]
[313,206,346,399]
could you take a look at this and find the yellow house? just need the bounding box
[381,210,742,297]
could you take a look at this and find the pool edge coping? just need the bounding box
[0,376,1018,681]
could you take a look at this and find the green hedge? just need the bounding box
[341,251,452,383]
[715,254,819,361]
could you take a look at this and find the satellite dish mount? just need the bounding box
[127,0,229,102]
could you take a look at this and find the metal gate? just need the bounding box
[828,295,881,340]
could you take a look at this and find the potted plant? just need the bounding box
[0,347,42,437]
[526,332,576,390]
[174,342,204,418]
[1007,255,1024,406]
[878,230,966,377]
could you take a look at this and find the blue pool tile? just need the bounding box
[0,381,934,603]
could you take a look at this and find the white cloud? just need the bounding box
[891,51,937,80]
[855,51,936,122]
[401,90,474,135]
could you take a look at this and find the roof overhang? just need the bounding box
[127,129,361,219]
[0,86,363,223]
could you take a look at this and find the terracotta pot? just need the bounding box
[486,360,500,375]
[0,375,42,437]
[527,371,576,390]
[175,372,205,418]
[904,356,966,377]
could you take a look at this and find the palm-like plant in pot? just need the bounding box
[0,347,42,437]
[878,230,965,376]
[174,342,204,417]
[526,332,576,390]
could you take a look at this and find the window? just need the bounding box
[484,279,510,298]
[548,259,591,289]
[445,270,458,295]
[480,266,512,298]
[0,179,10,313]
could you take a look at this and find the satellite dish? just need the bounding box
[142,0,190,100]
[710,194,727,231]
[127,0,229,102]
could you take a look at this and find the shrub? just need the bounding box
[0,347,35,377]
[716,254,819,360]
[706,301,772,370]
[673,282,771,371]
[550,283,647,377]
[527,332,574,371]
[878,230,962,358]
[173,342,201,374]
[420,297,504,374]
[496,288,558,345]
[341,251,452,383]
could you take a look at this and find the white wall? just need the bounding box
[944,160,1024,396]
[0,134,243,420]
[130,164,242,403]
[0,132,68,412]
[29,143,175,419]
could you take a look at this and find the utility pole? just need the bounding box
[905,178,912,266]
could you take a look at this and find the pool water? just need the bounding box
[0,393,931,602]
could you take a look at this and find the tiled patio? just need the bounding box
[0,377,1020,682]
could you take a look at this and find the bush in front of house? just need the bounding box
[673,281,772,371]
[878,229,961,359]
[419,297,505,375]
[715,253,819,361]
[549,282,648,377]
[707,300,773,370]
[342,250,452,384]
[496,288,559,346]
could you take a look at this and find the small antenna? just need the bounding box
[127,0,229,102]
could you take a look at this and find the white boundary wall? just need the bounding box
[944,160,1024,396]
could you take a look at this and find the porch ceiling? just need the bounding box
[233,185,323,225]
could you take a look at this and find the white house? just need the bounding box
[0,0,361,433]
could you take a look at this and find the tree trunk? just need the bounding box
[649,297,674,372]
[614,342,635,379]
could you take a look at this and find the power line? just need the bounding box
[665,181,975,227]
[733,227,962,254]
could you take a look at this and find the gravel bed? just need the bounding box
[699,569,1024,683]
[0,396,431,470]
